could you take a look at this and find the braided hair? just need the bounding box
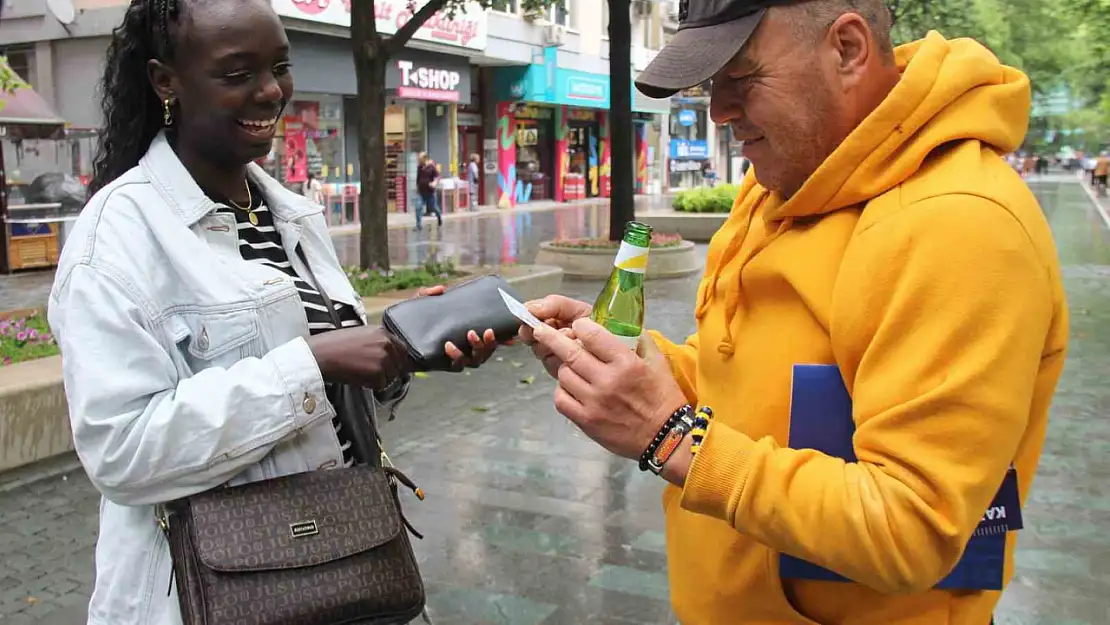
[89,0,182,196]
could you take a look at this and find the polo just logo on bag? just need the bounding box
[290,520,319,539]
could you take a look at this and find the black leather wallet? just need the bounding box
[381,274,526,372]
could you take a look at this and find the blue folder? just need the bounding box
[781,364,1022,591]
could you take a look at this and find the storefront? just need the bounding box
[492,49,616,208]
[668,83,712,190]
[270,1,486,213]
[457,106,484,200]
[385,54,475,212]
[668,138,711,189]
[632,112,663,195]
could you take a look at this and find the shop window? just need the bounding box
[547,2,571,28]
[268,95,346,190]
[490,0,518,13]
[669,108,706,141]
[514,107,554,202]
[0,46,33,85]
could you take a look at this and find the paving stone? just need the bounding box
[0,181,1107,624]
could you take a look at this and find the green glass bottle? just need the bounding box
[591,221,653,349]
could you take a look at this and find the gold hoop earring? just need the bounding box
[163,97,174,126]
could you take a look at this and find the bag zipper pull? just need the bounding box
[382,465,427,539]
[155,505,175,596]
[383,465,425,501]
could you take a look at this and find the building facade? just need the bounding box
[0,0,673,209]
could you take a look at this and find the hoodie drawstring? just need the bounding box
[712,216,795,357]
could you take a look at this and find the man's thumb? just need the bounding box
[636,334,670,372]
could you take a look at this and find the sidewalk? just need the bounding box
[1076,171,1110,230]
[331,193,677,234]
[0,194,677,313]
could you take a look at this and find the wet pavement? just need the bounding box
[1,177,1109,624]
[0,195,675,313]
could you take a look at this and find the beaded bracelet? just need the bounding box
[639,404,694,474]
[690,406,714,456]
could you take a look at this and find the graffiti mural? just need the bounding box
[496,102,516,208]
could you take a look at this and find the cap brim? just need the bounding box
[635,8,768,100]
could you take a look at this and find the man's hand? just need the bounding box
[416,285,498,371]
[519,295,592,379]
[531,318,689,461]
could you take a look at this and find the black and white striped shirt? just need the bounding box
[212,183,361,467]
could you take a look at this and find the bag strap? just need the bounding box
[294,245,383,468]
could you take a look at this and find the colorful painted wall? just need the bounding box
[635,122,648,194]
[554,106,569,203]
[496,102,516,208]
[598,112,611,198]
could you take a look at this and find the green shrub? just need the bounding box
[672,184,740,213]
[345,260,465,297]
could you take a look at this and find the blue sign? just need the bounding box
[493,60,612,110]
[670,139,710,160]
[677,109,697,127]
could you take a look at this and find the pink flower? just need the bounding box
[358,272,370,280]
[27,329,38,341]
[2,357,10,366]
[16,331,27,342]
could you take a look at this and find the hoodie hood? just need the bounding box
[769,31,1031,221]
[695,32,1032,353]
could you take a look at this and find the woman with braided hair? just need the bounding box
[50,1,499,622]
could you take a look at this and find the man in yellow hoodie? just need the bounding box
[521,0,1069,623]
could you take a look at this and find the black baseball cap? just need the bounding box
[636,0,788,99]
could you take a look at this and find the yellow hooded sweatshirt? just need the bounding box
[652,32,1069,625]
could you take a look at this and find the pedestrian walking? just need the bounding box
[467,152,481,211]
[1094,150,1109,197]
[521,1,1068,623]
[415,154,442,230]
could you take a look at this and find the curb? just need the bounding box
[636,211,728,243]
[534,240,703,280]
[0,265,564,479]
[1076,174,1110,231]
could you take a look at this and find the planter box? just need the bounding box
[534,240,702,280]
[0,265,564,476]
[636,211,728,243]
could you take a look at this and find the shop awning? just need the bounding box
[0,59,66,139]
[0,83,65,127]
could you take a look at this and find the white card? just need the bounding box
[498,288,543,330]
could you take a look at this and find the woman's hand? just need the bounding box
[307,326,410,390]
[416,285,499,371]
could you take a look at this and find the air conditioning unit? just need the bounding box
[543,23,566,46]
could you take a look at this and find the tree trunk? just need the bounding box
[352,3,391,270]
[608,0,635,241]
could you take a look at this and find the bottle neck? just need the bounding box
[613,239,649,274]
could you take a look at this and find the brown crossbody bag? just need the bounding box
[157,248,428,624]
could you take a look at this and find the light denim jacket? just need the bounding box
[48,133,407,625]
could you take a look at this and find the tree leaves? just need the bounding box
[890,0,1110,133]
[0,55,28,112]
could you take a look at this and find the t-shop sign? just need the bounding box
[397,60,461,102]
[272,0,489,51]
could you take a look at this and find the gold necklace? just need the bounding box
[227,181,257,226]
